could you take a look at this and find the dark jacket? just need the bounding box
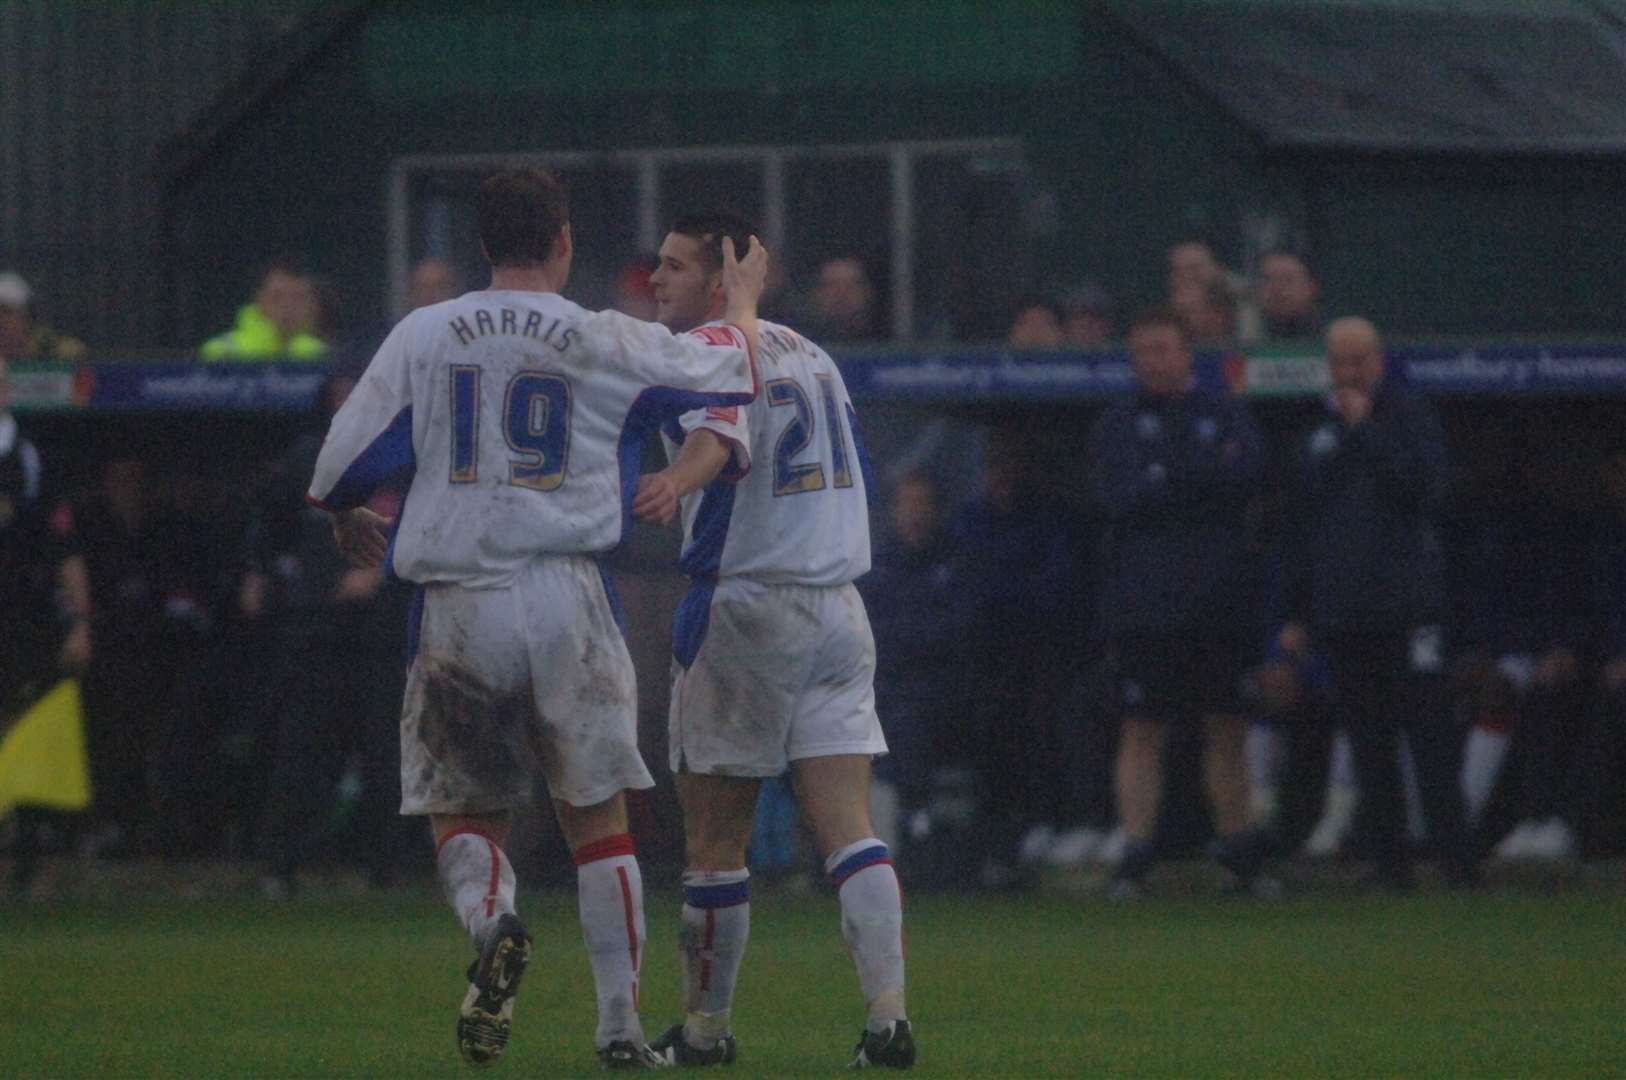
[860,532,969,721]
[949,494,1083,653]
[1088,386,1265,637]
[1287,381,1448,635]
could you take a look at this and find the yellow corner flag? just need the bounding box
[0,678,92,818]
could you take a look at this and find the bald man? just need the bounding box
[1278,317,1477,890]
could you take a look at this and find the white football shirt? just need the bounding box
[663,320,871,586]
[308,290,755,587]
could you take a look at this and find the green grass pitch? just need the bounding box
[3,874,1624,1077]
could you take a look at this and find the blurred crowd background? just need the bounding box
[5,1,1626,895]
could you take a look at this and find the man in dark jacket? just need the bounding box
[952,430,1082,885]
[1089,307,1271,896]
[1280,316,1476,889]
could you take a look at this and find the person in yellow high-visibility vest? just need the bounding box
[199,260,327,362]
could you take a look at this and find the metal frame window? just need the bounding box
[387,138,1025,340]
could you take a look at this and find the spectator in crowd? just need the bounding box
[199,260,327,362]
[1173,278,1239,344]
[250,371,415,894]
[63,455,211,855]
[1256,249,1322,342]
[330,256,466,379]
[149,458,273,861]
[1280,316,1477,890]
[1059,283,1116,347]
[858,471,968,879]
[0,356,55,708]
[0,356,92,894]
[802,255,879,343]
[0,272,87,363]
[1491,445,1626,859]
[1166,239,1258,342]
[950,429,1082,887]
[1249,629,1338,854]
[612,255,659,321]
[1005,296,1065,349]
[1087,307,1272,897]
[409,256,462,311]
[1167,240,1223,300]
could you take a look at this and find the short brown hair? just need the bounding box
[478,167,570,267]
[668,211,757,274]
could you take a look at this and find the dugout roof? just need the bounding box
[1111,0,1626,154]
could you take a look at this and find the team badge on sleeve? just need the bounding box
[688,326,738,347]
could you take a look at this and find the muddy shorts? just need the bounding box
[399,555,654,814]
[668,577,887,777]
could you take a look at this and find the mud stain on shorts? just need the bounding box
[574,636,634,712]
[416,656,535,794]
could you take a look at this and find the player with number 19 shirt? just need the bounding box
[307,263,759,811]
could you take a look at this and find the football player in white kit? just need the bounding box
[305,171,767,1071]
[632,213,913,1070]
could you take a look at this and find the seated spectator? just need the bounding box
[1256,249,1323,341]
[1059,282,1116,346]
[199,260,327,362]
[1172,278,1239,344]
[1005,296,1065,349]
[0,272,86,363]
[801,255,880,344]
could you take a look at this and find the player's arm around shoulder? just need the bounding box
[633,429,735,527]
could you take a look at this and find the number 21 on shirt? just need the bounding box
[767,373,853,497]
[448,365,572,491]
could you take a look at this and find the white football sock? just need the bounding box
[680,868,751,1048]
[435,828,517,949]
[1461,724,1511,826]
[825,839,906,1032]
[574,834,646,1048]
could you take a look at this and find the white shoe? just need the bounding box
[1045,827,1104,868]
[1521,818,1576,861]
[1018,824,1057,865]
[1494,820,1539,860]
[1095,827,1128,866]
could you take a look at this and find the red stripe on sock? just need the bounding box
[484,838,500,918]
[700,907,715,992]
[572,832,636,866]
[434,825,503,860]
[616,864,641,1009]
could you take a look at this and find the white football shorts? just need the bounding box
[399,554,654,814]
[668,577,886,777]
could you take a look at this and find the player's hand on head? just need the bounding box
[721,235,768,306]
[632,472,680,527]
[331,506,394,569]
